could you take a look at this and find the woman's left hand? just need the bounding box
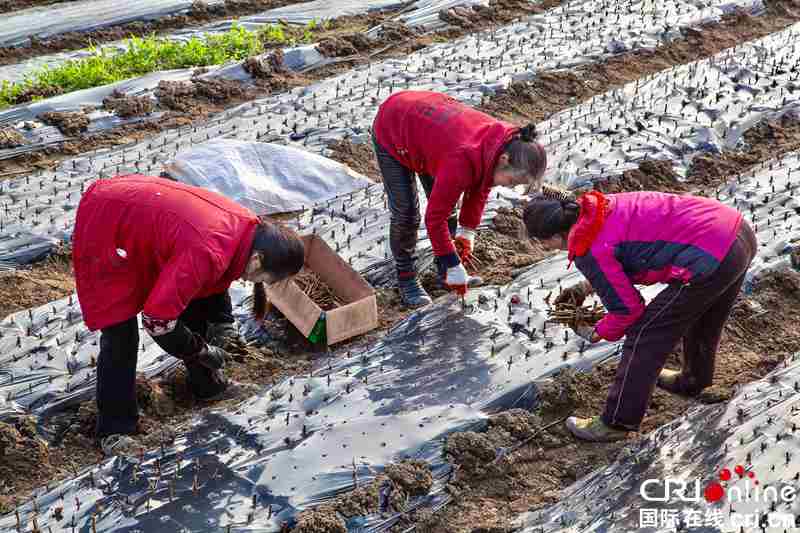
[576,325,601,344]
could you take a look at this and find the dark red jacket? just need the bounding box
[73,175,258,331]
[373,91,518,262]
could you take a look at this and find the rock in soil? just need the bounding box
[38,111,89,136]
[385,459,433,497]
[292,506,346,533]
[0,127,24,148]
[102,90,154,118]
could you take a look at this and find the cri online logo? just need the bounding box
[641,465,779,504]
[704,466,757,503]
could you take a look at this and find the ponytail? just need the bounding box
[252,281,269,321]
[522,195,580,240]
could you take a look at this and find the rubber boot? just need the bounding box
[397,276,432,308]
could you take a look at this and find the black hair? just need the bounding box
[501,123,547,184]
[522,195,580,240]
[250,220,305,320]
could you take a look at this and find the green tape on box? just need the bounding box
[307,312,327,344]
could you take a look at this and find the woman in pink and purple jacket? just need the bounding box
[524,190,756,442]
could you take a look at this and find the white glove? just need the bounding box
[455,227,476,245]
[575,325,598,343]
[446,263,469,287]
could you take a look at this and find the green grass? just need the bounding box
[0,20,325,110]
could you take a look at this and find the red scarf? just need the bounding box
[567,191,610,264]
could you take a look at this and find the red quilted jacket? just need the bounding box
[373,91,519,262]
[73,175,258,331]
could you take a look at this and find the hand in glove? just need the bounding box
[445,263,469,295]
[194,344,228,370]
[454,227,476,263]
[555,280,593,306]
[207,322,239,350]
[575,325,600,344]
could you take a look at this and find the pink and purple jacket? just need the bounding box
[572,191,743,342]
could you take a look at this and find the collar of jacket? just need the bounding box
[567,190,611,264]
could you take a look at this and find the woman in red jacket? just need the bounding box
[73,175,305,455]
[372,90,547,307]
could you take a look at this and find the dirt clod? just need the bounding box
[491,206,524,238]
[536,368,588,417]
[292,506,346,533]
[444,431,498,472]
[243,49,287,78]
[39,111,90,136]
[155,79,253,114]
[487,409,542,440]
[0,127,24,149]
[317,37,360,57]
[102,90,155,118]
[326,139,380,181]
[596,159,685,194]
[385,459,433,497]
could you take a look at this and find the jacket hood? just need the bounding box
[567,191,611,262]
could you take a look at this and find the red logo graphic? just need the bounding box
[704,466,757,503]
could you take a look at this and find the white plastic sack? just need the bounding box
[164,140,372,214]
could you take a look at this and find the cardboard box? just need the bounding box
[265,234,378,345]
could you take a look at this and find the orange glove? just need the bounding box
[454,227,476,263]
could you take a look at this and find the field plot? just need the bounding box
[2,0,800,532]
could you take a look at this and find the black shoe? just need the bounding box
[397,277,432,308]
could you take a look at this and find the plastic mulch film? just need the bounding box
[515,351,800,533]
[0,259,628,532]
[0,0,761,148]
[162,140,373,215]
[0,0,224,47]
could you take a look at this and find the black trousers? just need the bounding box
[95,291,234,438]
[372,136,457,277]
[602,221,757,430]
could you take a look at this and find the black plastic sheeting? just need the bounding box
[0,0,761,156]
[0,260,626,532]
[517,348,800,533]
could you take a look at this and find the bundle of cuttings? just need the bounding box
[547,301,605,330]
[294,270,341,310]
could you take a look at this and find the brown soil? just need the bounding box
[316,33,373,58]
[479,1,800,126]
[0,0,564,171]
[155,78,255,113]
[101,90,155,118]
[294,459,433,528]
[326,139,381,181]
[491,206,525,239]
[595,159,687,194]
[398,268,800,532]
[243,48,286,78]
[686,115,800,189]
[38,110,89,136]
[293,506,347,533]
[0,246,74,318]
[0,127,24,149]
[0,0,324,66]
[0,0,77,15]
